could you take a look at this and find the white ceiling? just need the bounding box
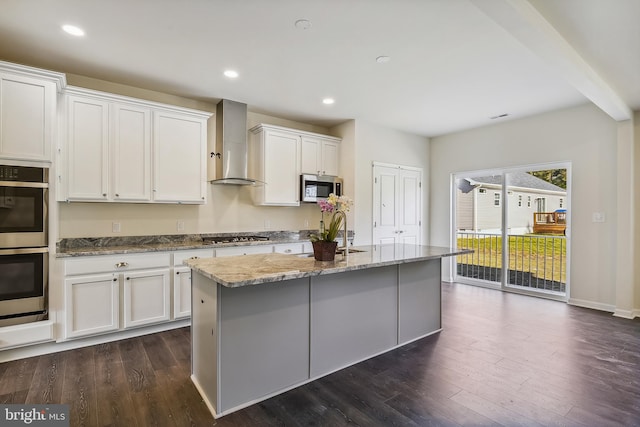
[0,0,637,137]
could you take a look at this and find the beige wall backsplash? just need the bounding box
[58,186,323,238]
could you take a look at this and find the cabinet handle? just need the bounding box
[189,256,199,260]
[284,249,292,253]
[115,193,120,197]
[102,193,107,197]
[115,262,129,268]
[126,277,130,281]
[113,278,117,282]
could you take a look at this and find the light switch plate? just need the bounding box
[112,222,121,233]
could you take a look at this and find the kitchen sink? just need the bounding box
[296,248,366,258]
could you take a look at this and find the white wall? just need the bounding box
[337,120,430,245]
[430,103,619,310]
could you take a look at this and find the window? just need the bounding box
[527,196,531,208]
[494,193,501,207]
[479,188,486,194]
[518,195,522,207]
[559,198,564,208]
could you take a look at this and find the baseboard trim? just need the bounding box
[0,319,190,363]
[567,298,615,313]
[613,308,638,319]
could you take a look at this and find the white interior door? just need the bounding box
[372,163,422,245]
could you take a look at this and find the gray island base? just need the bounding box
[185,244,469,418]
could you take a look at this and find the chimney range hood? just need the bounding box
[210,99,258,185]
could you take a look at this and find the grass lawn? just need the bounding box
[457,234,567,284]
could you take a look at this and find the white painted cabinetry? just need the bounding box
[122,269,170,328]
[173,249,214,319]
[63,253,171,339]
[153,110,207,203]
[60,86,210,204]
[249,125,301,206]
[215,245,274,257]
[301,135,340,176]
[64,273,119,339]
[0,61,65,163]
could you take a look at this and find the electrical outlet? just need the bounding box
[177,220,185,232]
[112,222,121,233]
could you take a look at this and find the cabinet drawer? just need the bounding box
[173,248,214,266]
[215,245,273,257]
[273,243,304,255]
[0,321,54,350]
[65,252,171,276]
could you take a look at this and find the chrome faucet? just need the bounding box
[335,210,349,256]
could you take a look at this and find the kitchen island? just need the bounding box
[185,244,468,418]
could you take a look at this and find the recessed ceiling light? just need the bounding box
[223,70,239,78]
[322,98,335,105]
[376,56,391,63]
[295,19,312,30]
[62,24,85,37]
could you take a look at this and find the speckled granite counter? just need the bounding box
[55,231,315,257]
[185,244,468,287]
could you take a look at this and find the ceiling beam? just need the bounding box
[473,0,632,121]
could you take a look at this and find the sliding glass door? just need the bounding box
[454,164,570,300]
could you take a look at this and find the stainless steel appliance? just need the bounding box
[0,247,48,326]
[300,174,342,203]
[0,165,48,248]
[0,164,48,326]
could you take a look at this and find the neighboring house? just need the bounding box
[456,172,567,234]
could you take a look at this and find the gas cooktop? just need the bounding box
[202,235,270,244]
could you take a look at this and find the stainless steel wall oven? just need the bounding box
[0,164,48,326]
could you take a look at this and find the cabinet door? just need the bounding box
[301,136,321,175]
[123,268,171,328]
[66,94,109,201]
[320,140,340,177]
[65,273,119,339]
[111,103,152,201]
[263,130,300,205]
[0,72,56,161]
[153,111,206,203]
[173,266,192,319]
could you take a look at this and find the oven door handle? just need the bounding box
[0,180,49,188]
[0,247,49,255]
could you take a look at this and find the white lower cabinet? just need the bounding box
[63,253,171,340]
[173,266,193,319]
[215,245,274,257]
[173,249,214,319]
[122,268,171,328]
[64,273,119,339]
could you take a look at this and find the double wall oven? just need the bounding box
[0,164,49,327]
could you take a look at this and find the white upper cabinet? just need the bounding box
[250,125,301,206]
[65,93,110,200]
[60,86,210,204]
[112,102,152,201]
[153,110,207,203]
[301,135,340,177]
[0,61,66,163]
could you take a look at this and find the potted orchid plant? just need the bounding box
[309,193,353,260]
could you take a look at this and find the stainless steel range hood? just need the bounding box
[210,99,258,185]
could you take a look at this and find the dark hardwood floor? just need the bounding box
[1,282,639,426]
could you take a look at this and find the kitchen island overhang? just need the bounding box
[186,244,470,418]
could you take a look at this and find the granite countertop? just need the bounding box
[55,231,316,258]
[185,244,472,288]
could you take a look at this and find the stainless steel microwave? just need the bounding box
[301,174,342,203]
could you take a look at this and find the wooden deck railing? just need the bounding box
[533,211,566,234]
